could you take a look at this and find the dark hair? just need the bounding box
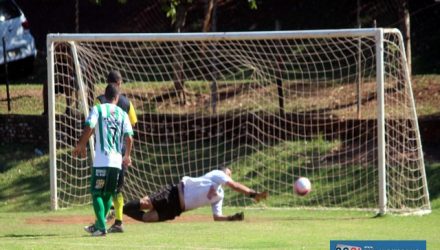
[105,84,119,101]
[107,70,122,84]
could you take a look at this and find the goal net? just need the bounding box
[48,29,431,214]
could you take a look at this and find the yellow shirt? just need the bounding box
[95,94,137,126]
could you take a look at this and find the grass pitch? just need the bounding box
[0,202,439,249]
[1,142,440,249]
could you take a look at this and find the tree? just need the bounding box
[163,0,257,31]
[398,0,411,76]
[163,0,258,105]
[90,0,258,106]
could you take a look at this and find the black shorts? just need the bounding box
[116,148,127,193]
[116,168,125,193]
[150,184,182,221]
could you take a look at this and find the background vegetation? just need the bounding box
[2,75,439,117]
[0,0,438,248]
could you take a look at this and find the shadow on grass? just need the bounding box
[263,215,375,221]
[0,144,51,212]
[425,160,440,200]
[0,173,51,212]
[1,233,59,238]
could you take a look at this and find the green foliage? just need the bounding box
[161,0,193,24]
[247,0,258,10]
[161,0,258,24]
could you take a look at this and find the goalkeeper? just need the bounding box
[96,70,137,233]
[123,167,268,222]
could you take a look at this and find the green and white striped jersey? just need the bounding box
[85,103,134,169]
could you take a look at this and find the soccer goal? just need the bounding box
[47,28,431,215]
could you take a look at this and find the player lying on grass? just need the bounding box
[123,167,268,222]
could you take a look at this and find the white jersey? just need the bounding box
[85,103,133,169]
[181,170,231,216]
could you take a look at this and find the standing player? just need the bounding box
[73,84,134,236]
[123,167,268,222]
[95,70,138,233]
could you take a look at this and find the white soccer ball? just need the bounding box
[294,177,311,196]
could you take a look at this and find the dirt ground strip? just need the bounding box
[26,214,213,225]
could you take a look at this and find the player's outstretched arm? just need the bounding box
[225,181,268,202]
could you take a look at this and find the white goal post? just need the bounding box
[47,28,431,215]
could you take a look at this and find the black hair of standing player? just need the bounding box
[105,83,119,101]
[107,70,122,84]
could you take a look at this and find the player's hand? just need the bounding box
[123,155,132,167]
[72,146,86,159]
[228,212,244,221]
[254,191,268,202]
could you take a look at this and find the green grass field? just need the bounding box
[1,75,439,249]
[1,203,440,249]
[0,144,439,249]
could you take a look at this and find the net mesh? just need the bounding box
[50,29,430,213]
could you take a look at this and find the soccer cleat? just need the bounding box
[107,223,124,233]
[84,224,96,233]
[91,230,107,237]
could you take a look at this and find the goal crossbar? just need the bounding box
[47,28,401,42]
